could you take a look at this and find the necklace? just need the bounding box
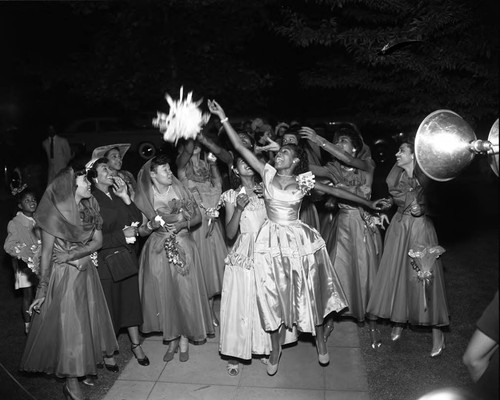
[153,185,172,197]
[277,173,294,178]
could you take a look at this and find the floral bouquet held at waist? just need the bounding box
[408,245,446,311]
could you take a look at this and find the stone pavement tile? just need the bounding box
[325,347,369,391]
[324,390,370,400]
[148,382,238,400]
[158,341,240,386]
[239,341,325,389]
[236,387,325,400]
[327,320,360,348]
[102,380,154,400]
[117,339,167,381]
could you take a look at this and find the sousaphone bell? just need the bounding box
[415,110,499,181]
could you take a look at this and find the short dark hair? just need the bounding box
[282,144,309,175]
[150,154,172,172]
[16,187,36,203]
[103,147,120,159]
[333,126,363,156]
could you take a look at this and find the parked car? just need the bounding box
[63,117,165,160]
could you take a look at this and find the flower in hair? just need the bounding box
[11,183,28,196]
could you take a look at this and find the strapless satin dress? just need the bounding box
[254,165,348,334]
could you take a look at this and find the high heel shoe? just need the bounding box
[131,343,150,366]
[316,336,330,365]
[179,346,189,362]
[103,356,119,373]
[267,347,282,376]
[430,335,446,358]
[391,326,403,342]
[369,328,382,349]
[163,342,179,362]
[63,384,86,400]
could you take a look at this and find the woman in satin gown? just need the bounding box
[209,100,386,375]
[20,167,118,400]
[281,127,322,231]
[219,156,298,376]
[135,154,214,363]
[177,138,228,325]
[300,126,385,348]
[367,141,449,357]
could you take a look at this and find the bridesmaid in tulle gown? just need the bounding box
[177,138,228,325]
[209,100,386,375]
[366,141,449,357]
[300,126,385,348]
[135,154,214,363]
[20,167,118,400]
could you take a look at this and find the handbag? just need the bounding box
[104,248,138,282]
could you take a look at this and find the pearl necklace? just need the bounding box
[153,185,172,197]
[277,173,294,178]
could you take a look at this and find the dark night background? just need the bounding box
[1,0,498,134]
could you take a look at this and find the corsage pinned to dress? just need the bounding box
[152,87,210,144]
[164,234,188,276]
[408,245,446,311]
[14,240,42,275]
[199,197,224,238]
[296,171,315,195]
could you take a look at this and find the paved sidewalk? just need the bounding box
[102,320,370,400]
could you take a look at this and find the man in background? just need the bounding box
[41,125,72,184]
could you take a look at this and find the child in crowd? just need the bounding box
[4,186,41,334]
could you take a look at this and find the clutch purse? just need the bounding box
[104,248,138,282]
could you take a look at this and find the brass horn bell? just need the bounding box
[415,110,499,181]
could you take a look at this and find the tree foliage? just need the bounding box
[272,0,498,130]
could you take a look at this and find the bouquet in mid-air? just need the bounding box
[152,87,210,144]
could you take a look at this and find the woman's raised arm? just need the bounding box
[315,181,389,211]
[300,127,374,172]
[208,100,266,177]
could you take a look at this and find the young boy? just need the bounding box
[4,187,41,334]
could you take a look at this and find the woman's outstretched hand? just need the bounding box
[255,136,280,153]
[207,99,226,120]
[299,127,319,144]
[371,198,392,211]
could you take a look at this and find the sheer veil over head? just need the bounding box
[135,159,194,219]
[34,167,100,243]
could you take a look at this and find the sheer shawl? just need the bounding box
[34,167,102,244]
[134,159,196,220]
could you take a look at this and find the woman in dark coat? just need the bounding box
[89,157,149,368]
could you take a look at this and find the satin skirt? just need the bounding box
[139,229,214,342]
[192,215,228,298]
[20,257,118,377]
[254,219,348,334]
[299,197,320,232]
[323,209,381,321]
[367,213,450,326]
[220,232,297,359]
